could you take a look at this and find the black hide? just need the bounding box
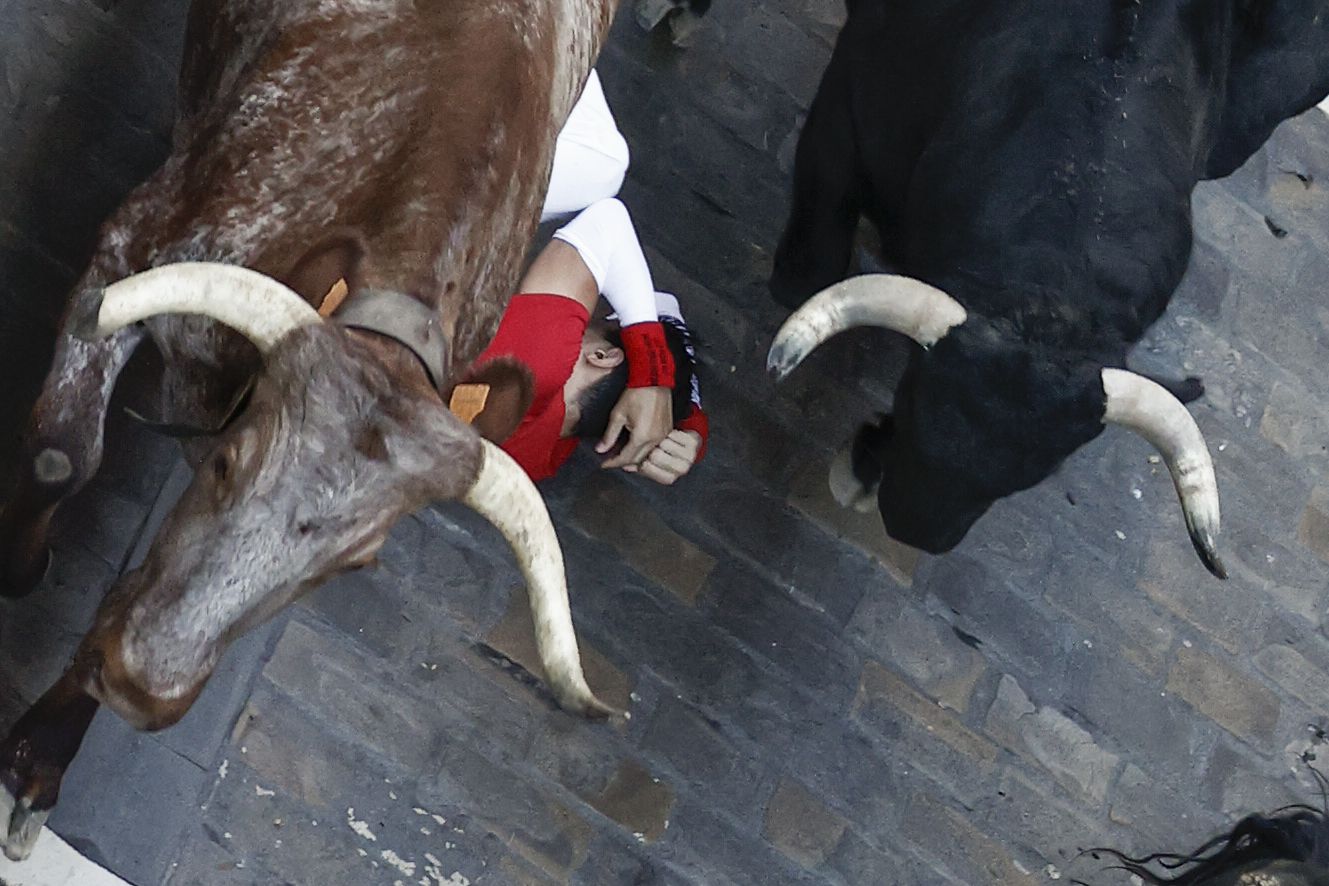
[772,0,1329,555]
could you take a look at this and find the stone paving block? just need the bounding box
[984,766,1123,883]
[483,589,635,713]
[262,620,452,770]
[617,177,767,313]
[1296,485,1329,565]
[370,507,524,645]
[1110,762,1225,845]
[787,456,921,586]
[264,611,620,818]
[1253,642,1329,714]
[639,695,769,819]
[224,684,578,884]
[1167,645,1281,745]
[178,748,505,886]
[1202,741,1305,821]
[825,826,955,886]
[850,660,1000,809]
[583,759,674,845]
[416,743,599,882]
[48,711,208,886]
[722,6,830,108]
[922,555,1076,688]
[1219,522,1327,627]
[1059,640,1212,779]
[605,24,806,161]
[1260,379,1329,461]
[689,378,807,495]
[570,472,717,606]
[848,596,986,713]
[229,691,359,810]
[570,834,683,886]
[984,674,1119,806]
[1139,538,1270,655]
[1038,552,1176,679]
[703,559,862,712]
[763,776,848,869]
[900,792,1039,886]
[691,469,885,629]
[661,801,823,886]
[551,543,836,761]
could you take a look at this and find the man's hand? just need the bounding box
[597,386,673,469]
[624,430,703,485]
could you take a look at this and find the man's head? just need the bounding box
[564,316,697,441]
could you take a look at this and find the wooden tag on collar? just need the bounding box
[318,277,350,318]
[449,383,491,424]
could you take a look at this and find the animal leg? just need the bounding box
[0,671,99,861]
[771,51,863,310]
[0,326,144,597]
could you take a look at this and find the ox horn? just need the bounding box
[1101,368,1226,579]
[463,441,616,719]
[767,274,967,380]
[76,262,321,351]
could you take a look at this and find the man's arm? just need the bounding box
[630,291,710,486]
[549,199,675,468]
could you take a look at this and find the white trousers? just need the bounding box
[541,70,631,221]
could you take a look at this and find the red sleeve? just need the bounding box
[677,404,709,463]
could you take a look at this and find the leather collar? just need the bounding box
[332,288,449,390]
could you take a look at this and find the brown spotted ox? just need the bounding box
[0,0,621,860]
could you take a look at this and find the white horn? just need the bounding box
[767,274,967,380]
[1102,368,1226,579]
[82,262,321,353]
[463,441,616,718]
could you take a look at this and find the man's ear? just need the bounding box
[450,357,535,443]
[586,345,624,370]
[279,232,367,313]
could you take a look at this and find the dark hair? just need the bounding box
[1074,768,1329,885]
[572,316,697,441]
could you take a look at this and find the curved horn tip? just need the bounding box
[555,687,621,721]
[766,343,802,382]
[1189,530,1227,580]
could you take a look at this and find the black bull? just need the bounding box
[767,0,1329,576]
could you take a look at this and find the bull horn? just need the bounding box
[78,262,321,353]
[463,441,616,718]
[767,274,967,380]
[1101,368,1226,579]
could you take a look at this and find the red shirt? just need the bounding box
[473,293,587,480]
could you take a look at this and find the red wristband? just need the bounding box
[620,321,675,389]
[677,405,709,463]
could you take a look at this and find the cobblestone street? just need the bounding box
[2,1,1328,884]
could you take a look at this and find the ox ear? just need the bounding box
[280,232,368,313]
[450,358,535,444]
